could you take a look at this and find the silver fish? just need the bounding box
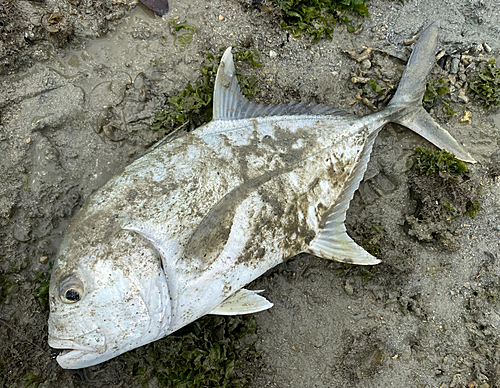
[48,23,474,369]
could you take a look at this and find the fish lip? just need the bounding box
[56,349,97,369]
[48,330,106,355]
[48,338,98,353]
[49,338,101,369]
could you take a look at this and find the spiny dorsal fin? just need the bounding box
[209,288,273,315]
[212,47,348,120]
[307,131,381,265]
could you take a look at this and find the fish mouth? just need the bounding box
[48,332,108,368]
[49,342,102,369]
[49,340,99,354]
[49,338,125,369]
[57,348,106,369]
[49,339,98,360]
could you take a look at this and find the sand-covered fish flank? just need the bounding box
[47,23,474,369]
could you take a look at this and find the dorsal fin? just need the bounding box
[212,47,349,120]
[307,131,381,265]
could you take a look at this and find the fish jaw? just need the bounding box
[52,346,117,369]
[49,336,152,369]
[49,326,165,368]
[48,331,107,369]
[56,350,99,369]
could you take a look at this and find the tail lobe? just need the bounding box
[388,23,475,163]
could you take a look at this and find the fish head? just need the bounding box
[48,227,171,369]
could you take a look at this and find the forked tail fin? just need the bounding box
[388,23,475,163]
[307,23,475,266]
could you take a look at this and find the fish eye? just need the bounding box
[59,275,85,304]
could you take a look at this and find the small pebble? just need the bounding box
[351,76,370,84]
[345,281,354,295]
[356,47,372,63]
[483,42,492,53]
[343,49,357,60]
[404,37,417,46]
[477,373,489,383]
[218,14,225,21]
[461,54,472,65]
[460,110,472,124]
[450,57,460,74]
[39,256,48,264]
[450,373,463,387]
[400,345,412,360]
[457,94,469,104]
[269,50,277,59]
[361,59,371,70]
[362,97,378,112]
[436,49,446,61]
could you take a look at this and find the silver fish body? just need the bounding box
[48,23,474,369]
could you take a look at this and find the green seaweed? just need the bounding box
[465,199,481,218]
[33,272,50,308]
[413,147,469,177]
[442,200,460,219]
[169,19,197,48]
[408,147,481,237]
[441,100,456,117]
[0,273,14,304]
[233,49,263,69]
[151,48,261,135]
[124,315,258,388]
[359,225,383,258]
[274,0,369,43]
[470,58,500,109]
[23,371,45,388]
[366,79,385,95]
[423,78,456,116]
[337,263,378,282]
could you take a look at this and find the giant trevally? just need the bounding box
[48,23,474,369]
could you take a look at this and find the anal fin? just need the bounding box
[307,130,381,266]
[308,229,380,265]
[210,289,273,315]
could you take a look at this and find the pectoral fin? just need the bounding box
[210,288,273,315]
